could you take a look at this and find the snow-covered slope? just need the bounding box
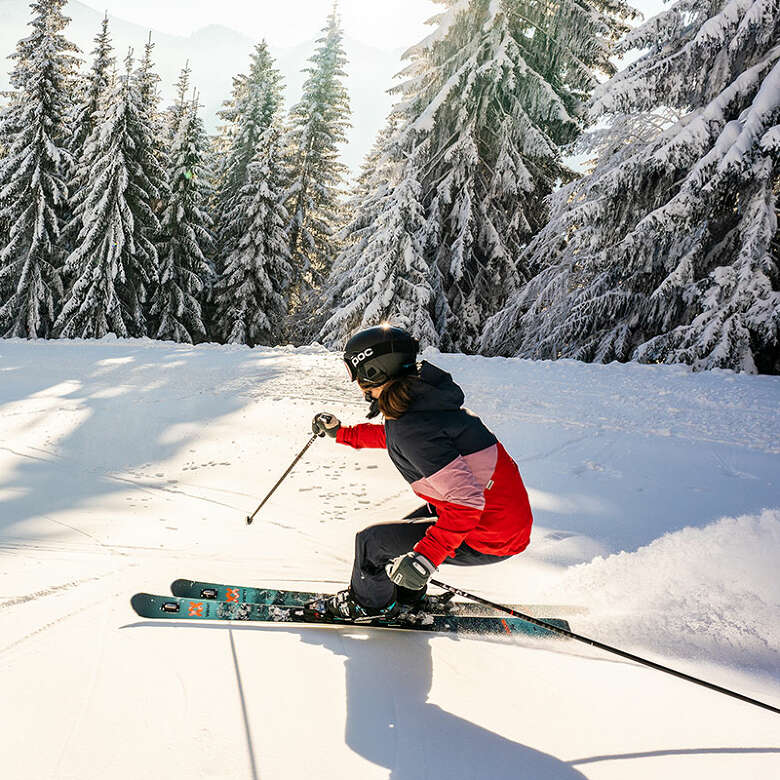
[1,338,778,779]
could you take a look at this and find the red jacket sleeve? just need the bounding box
[413,501,482,567]
[336,423,387,449]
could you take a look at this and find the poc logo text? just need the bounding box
[350,347,374,366]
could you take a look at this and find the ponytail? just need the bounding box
[357,366,420,420]
[377,374,418,419]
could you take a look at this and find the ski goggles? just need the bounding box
[343,341,401,383]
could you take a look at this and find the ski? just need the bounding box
[170,579,583,618]
[171,579,321,606]
[132,592,570,637]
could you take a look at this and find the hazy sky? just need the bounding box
[79,0,442,49]
[78,0,669,49]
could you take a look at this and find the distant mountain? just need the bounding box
[0,0,408,175]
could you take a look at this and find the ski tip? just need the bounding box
[130,592,152,615]
[170,579,192,596]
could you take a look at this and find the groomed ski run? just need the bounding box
[1,339,778,780]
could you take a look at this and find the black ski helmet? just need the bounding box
[343,325,419,386]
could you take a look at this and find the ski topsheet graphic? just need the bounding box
[169,579,584,618]
[171,579,320,606]
[132,591,571,637]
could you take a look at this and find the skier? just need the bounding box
[310,324,534,622]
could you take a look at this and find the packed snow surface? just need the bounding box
[1,338,778,780]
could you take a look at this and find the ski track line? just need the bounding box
[163,480,259,499]
[175,668,190,722]
[228,628,261,780]
[0,540,102,557]
[105,473,323,534]
[514,433,594,464]
[0,591,121,657]
[106,473,243,510]
[0,572,116,610]
[0,445,58,464]
[43,512,110,545]
[50,583,112,779]
[0,504,123,655]
[2,442,254,529]
[24,443,66,460]
[2,442,294,511]
[0,539,219,560]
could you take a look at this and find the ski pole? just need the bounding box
[430,578,779,716]
[246,434,319,525]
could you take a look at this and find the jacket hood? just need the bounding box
[406,361,464,412]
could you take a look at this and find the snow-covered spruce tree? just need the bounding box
[0,0,79,338]
[165,61,191,145]
[211,42,284,277]
[0,91,19,258]
[201,71,246,334]
[209,72,249,195]
[387,0,635,352]
[482,0,780,374]
[64,13,114,254]
[135,34,170,211]
[149,96,215,343]
[284,5,351,313]
[56,51,167,338]
[211,124,292,346]
[205,74,244,270]
[68,13,113,171]
[319,146,438,347]
[317,119,401,345]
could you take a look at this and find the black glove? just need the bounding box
[386,551,436,590]
[312,412,341,438]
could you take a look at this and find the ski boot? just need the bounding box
[306,588,402,624]
[396,586,455,616]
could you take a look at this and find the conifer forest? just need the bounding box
[0,0,778,373]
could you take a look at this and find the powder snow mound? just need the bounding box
[546,509,780,673]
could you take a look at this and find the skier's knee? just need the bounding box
[355,523,381,549]
[354,523,395,560]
